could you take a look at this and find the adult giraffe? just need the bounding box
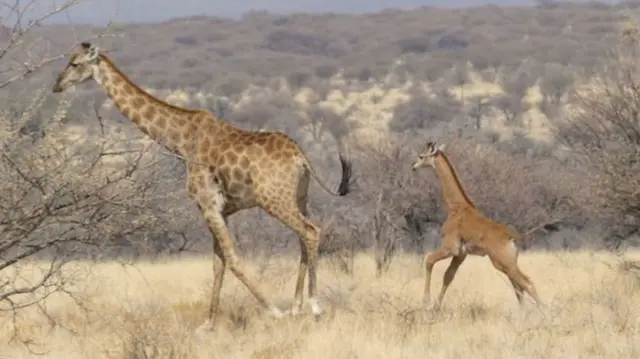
[52,42,353,330]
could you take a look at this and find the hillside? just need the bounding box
[1,2,632,143]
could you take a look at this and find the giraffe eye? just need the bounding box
[69,63,79,68]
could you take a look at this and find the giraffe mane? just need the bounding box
[98,54,202,115]
[437,150,476,208]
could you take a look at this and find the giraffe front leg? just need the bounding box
[197,248,226,333]
[433,253,466,309]
[423,244,454,310]
[198,237,226,333]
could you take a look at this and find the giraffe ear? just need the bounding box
[86,44,100,62]
[437,143,446,152]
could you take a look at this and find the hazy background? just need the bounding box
[13,0,559,24]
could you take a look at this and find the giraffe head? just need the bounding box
[52,42,101,93]
[411,141,445,171]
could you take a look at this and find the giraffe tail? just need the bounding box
[516,220,562,249]
[303,152,353,197]
[521,221,561,237]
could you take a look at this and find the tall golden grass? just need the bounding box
[1,250,639,358]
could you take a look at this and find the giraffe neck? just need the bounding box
[93,54,208,157]
[433,151,475,214]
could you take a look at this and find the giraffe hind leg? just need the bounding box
[289,169,311,316]
[262,194,323,318]
[510,267,543,308]
[508,242,524,305]
[509,277,524,305]
[490,240,543,308]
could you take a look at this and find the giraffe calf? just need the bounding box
[411,141,545,310]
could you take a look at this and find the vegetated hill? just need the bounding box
[3,2,632,142]
[1,2,632,96]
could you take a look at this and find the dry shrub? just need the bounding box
[0,89,194,350]
[372,191,398,277]
[0,6,196,349]
[97,303,198,359]
[0,91,150,338]
[250,340,302,359]
[554,18,640,248]
[320,226,356,275]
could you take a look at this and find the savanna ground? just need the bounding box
[1,251,639,358]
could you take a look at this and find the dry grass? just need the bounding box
[1,251,639,358]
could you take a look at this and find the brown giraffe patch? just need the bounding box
[255,136,268,146]
[231,168,244,182]
[175,117,187,126]
[148,125,162,138]
[247,145,261,157]
[144,106,157,120]
[111,75,124,86]
[228,183,243,196]
[131,97,145,109]
[167,129,181,143]
[265,136,278,152]
[239,156,250,170]
[226,152,238,164]
[131,112,142,124]
[155,116,167,129]
[123,84,134,96]
[200,137,211,150]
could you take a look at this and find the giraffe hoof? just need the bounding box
[423,302,441,312]
[309,298,324,318]
[268,307,287,319]
[287,305,302,317]
[195,319,215,334]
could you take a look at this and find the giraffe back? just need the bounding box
[445,207,521,247]
[191,120,307,210]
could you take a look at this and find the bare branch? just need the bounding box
[0,0,121,88]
